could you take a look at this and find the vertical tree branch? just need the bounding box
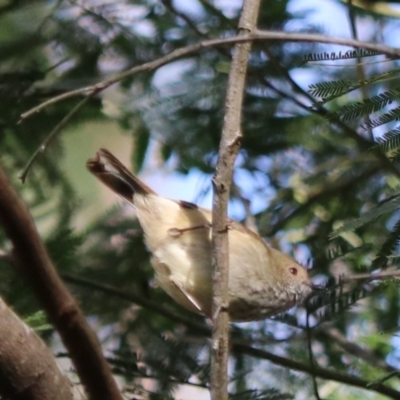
[210,1,261,399]
[0,296,73,400]
[0,165,123,400]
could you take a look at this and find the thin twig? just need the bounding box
[347,0,373,141]
[20,31,400,121]
[62,272,400,398]
[263,163,379,236]
[68,0,137,40]
[233,343,400,399]
[261,52,400,180]
[106,358,210,389]
[61,272,211,335]
[342,270,400,282]
[210,2,261,400]
[306,308,321,400]
[195,0,398,181]
[19,93,96,183]
[317,326,399,373]
[161,0,207,39]
[367,371,400,388]
[0,166,123,400]
[21,24,400,182]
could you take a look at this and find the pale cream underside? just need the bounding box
[133,194,281,318]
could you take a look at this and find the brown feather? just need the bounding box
[86,148,155,202]
[86,148,312,322]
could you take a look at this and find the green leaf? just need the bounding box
[24,311,53,332]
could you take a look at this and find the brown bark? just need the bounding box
[210,1,261,399]
[0,164,123,400]
[0,296,73,400]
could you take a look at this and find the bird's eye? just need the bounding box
[289,267,298,275]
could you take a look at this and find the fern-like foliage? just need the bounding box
[308,79,354,100]
[388,149,400,162]
[372,218,400,269]
[331,195,400,238]
[302,49,382,64]
[137,327,209,389]
[308,283,368,324]
[325,239,373,260]
[111,326,210,397]
[45,229,83,271]
[328,88,400,122]
[309,66,400,103]
[24,311,53,333]
[374,127,400,152]
[363,106,400,130]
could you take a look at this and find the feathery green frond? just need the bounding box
[24,311,53,333]
[374,127,400,152]
[132,115,151,173]
[302,49,382,65]
[328,88,400,121]
[331,196,400,238]
[305,279,369,324]
[325,240,374,260]
[45,229,83,271]
[315,284,368,323]
[363,106,400,129]
[308,80,354,100]
[372,218,400,269]
[309,66,400,103]
[137,327,208,386]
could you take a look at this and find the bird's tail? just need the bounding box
[86,148,155,203]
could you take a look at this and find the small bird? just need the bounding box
[87,149,312,322]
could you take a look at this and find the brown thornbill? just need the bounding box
[87,149,313,322]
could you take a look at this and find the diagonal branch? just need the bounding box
[20,31,400,121]
[263,163,379,236]
[346,0,373,141]
[18,29,400,185]
[19,93,96,183]
[61,272,210,334]
[0,296,73,400]
[0,164,123,400]
[160,1,400,185]
[317,325,398,373]
[232,343,400,399]
[60,273,400,399]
